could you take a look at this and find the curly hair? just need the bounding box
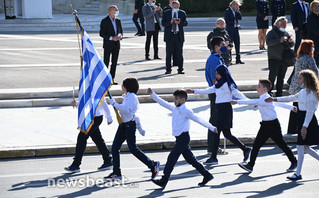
[300,69,319,101]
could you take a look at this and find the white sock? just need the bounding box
[304,145,319,160]
[295,145,305,176]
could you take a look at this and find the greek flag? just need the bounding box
[76,18,113,134]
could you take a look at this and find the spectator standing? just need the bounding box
[207,18,232,66]
[162,1,188,74]
[271,0,286,26]
[256,0,270,50]
[142,0,163,60]
[266,17,294,97]
[291,0,310,52]
[100,5,123,85]
[133,0,146,36]
[306,0,319,66]
[225,0,245,64]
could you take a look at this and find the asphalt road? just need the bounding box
[1,146,319,198]
[0,18,294,89]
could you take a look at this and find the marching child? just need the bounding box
[187,64,251,165]
[266,70,319,180]
[65,98,113,173]
[149,88,217,188]
[105,77,160,180]
[231,79,298,173]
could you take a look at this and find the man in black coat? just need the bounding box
[291,0,310,52]
[133,0,146,36]
[162,1,188,74]
[100,5,123,85]
[224,0,244,64]
[306,1,319,65]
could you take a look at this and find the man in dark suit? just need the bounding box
[133,0,145,36]
[224,0,244,64]
[100,5,123,85]
[291,0,310,52]
[162,1,188,74]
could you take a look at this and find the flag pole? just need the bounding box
[69,2,122,124]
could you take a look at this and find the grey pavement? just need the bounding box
[0,14,305,158]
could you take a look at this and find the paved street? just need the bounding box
[1,146,319,198]
[0,16,293,89]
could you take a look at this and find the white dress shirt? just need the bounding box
[96,99,113,123]
[151,92,216,136]
[237,92,294,121]
[171,10,179,32]
[109,15,118,40]
[276,89,318,127]
[113,92,138,123]
[194,83,247,104]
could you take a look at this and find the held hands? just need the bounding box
[212,128,218,133]
[301,126,307,140]
[230,100,237,105]
[186,89,194,94]
[147,88,153,95]
[264,97,276,102]
[175,18,180,24]
[293,106,298,113]
[280,37,285,43]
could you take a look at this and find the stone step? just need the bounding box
[78,7,100,12]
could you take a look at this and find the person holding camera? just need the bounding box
[266,17,294,97]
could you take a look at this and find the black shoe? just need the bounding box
[145,56,151,61]
[152,179,167,189]
[287,173,302,181]
[98,162,113,171]
[178,71,185,74]
[238,162,253,173]
[286,161,297,172]
[203,157,218,165]
[112,81,118,85]
[105,172,122,180]
[236,60,245,64]
[64,165,80,173]
[151,161,160,179]
[243,147,252,162]
[165,71,171,74]
[154,56,161,60]
[135,32,140,36]
[139,33,145,36]
[198,174,214,186]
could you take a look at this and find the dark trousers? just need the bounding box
[248,119,297,167]
[72,116,111,167]
[145,23,160,58]
[103,43,120,80]
[132,11,145,34]
[211,128,247,159]
[162,132,210,183]
[207,93,217,152]
[112,121,154,175]
[229,28,241,61]
[268,59,288,96]
[287,102,299,134]
[165,33,184,72]
[294,30,302,53]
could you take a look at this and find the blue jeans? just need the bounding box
[112,121,154,175]
[162,132,210,182]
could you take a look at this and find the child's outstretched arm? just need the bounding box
[148,88,174,111]
[231,85,248,100]
[274,102,297,112]
[187,86,216,95]
[186,109,218,133]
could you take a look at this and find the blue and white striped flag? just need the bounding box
[77,20,113,134]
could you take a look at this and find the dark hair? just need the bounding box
[259,79,272,91]
[122,77,139,94]
[210,36,225,51]
[173,89,188,100]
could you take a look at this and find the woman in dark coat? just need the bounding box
[306,0,319,66]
